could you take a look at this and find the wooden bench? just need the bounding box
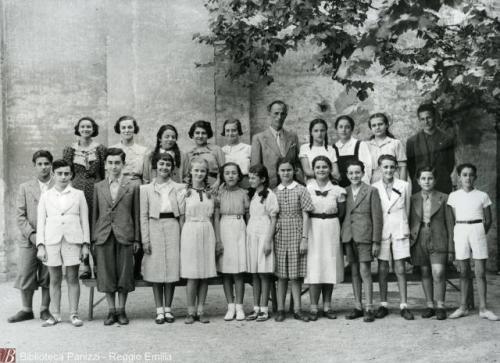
[83,267,472,321]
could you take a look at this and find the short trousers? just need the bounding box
[344,241,373,263]
[453,223,488,260]
[45,237,81,267]
[378,236,410,261]
[14,245,50,290]
[410,226,447,266]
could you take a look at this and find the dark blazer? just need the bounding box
[16,179,54,248]
[91,177,140,245]
[409,191,454,253]
[341,183,383,244]
[406,129,455,193]
[251,127,301,188]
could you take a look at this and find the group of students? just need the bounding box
[8,107,499,328]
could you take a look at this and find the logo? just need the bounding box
[0,349,15,363]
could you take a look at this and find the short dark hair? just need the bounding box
[378,154,398,166]
[220,162,244,182]
[456,163,477,176]
[335,115,355,130]
[221,118,243,136]
[346,159,365,173]
[188,120,213,139]
[74,117,99,137]
[114,115,140,134]
[52,159,75,179]
[32,150,53,164]
[416,166,436,179]
[417,103,436,117]
[311,155,332,170]
[105,147,126,163]
[267,100,288,115]
[153,152,175,169]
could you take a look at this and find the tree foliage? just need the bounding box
[194,0,500,123]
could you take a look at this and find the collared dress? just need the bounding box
[216,186,249,273]
[298,144,338,185]
[141,180,184,283]
[305,180,346,284]
[110,142,149,184]
[183,144,225,187]
[246,189,279,273]
[367,137,406,183]
[179,188,217,279]
[63,141,106,218]
[222,143,251,188]
[274,181,314,279]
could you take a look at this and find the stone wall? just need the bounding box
[0,0,497,279]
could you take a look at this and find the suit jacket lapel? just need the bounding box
[429,191,443,217]
[352,184,369,209]
[262,129,282,156]
[28,180,41,203]
[100,180,113,206]
[282,129,293,155]
[387,180,402,212]
[113,179,129,206]
[413,192,423,219]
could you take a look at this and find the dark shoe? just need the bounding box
[363,310,375,322]
[184,314,195,324]
[324,310,337,320]
[400,308,414,320]
[274,310,286,322]
[134,273,144,281]
[39,309,52,321]
[309,311,319,321]
[422,307,435,319]
[293,311,309,322]
[117,311,129,325]
[256,311,270,322]
[246,311,259,321]
[375,306,389,319]
[164,312,175,323]
[104,312,117,326]
[436,308,447,320]
[8,310,34,323]
[155,314,165,325]
[197,313,210,324]
[346,308,364,320]
[79,271,91,279]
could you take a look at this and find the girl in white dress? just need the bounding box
[299,119,340,184]
[305,156,346,320]
[221,119,251,189]
[245,164,279,322]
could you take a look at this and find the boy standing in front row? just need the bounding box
[8,150,54,323]
[447,163,498,321]
[92,148,140,326]
[372,154,414,320]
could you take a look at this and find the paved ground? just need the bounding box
[1,274,500,363]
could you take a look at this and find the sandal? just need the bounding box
[246,311,259,321]
[256,311,269,322]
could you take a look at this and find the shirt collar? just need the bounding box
[53,185,72,195]
[38,176,53,187]
[335,137,356,148]
[269,126,283,138]
[421,190,433,199]
[278,181,298,190]
[369,137,392,147]
[308,179,333,191]
[108,175,123,185]
[154,179,172,191]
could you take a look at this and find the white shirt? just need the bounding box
[299,144,338,165]
[111,142,148,176]
[447,189,492,221]
[52,186,73,211]
[108,176,123,202]
[335,137,372,184]
[154,180,174,213]
[222,143,251,175]
[38,177,53,194]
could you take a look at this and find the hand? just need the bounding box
[29,233,36,245]
[143,242,152,255]
[447,252,455,264]
[80,244,90,261]
[372,243,380,258]
[216,241,224,257]
[133,242,141,254]
[299,238,308,255]
[263,241,272,256]
[36,245,47,263]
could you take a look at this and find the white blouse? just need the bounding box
[222,143,251,175]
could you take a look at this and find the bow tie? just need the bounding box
[315,190,328,197]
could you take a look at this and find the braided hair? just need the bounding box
[185,157,211,199]
[152,124,181,169]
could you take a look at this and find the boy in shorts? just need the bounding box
[372,154,414,320]
[8,150,54,323]
[36,160,90,326]
[447,163,498,320]
[342,160,383,322]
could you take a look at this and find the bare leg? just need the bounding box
[309,284,321,310]
[351,262,362,309]
[222,274,234,304]
[164,284,175,308]
[458,260,471,310]
[118,292,127,310]
[105,292,116,311]
[360,262,373,308]
[186,279,198,314]
[378,261,389,303]
[277,278,288,311]
[394,259,407,304]
[41,287,51,310]
[48,266,62,315]
[322,284,333,308]
[420,265,433,305]
[431,264,446,305]
[252,274,261,307]
[234,274,245,304]
[290,279,302,312]
[197,279,209,308]
[20,290,35,311]
[152,283,164,309]
[66,265,80,315]
[259,274,271,307]
[474,259,487,311]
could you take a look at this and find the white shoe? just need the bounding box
[236,309,245,321]
[479,310,499,321]
[224,305,235,321]
[449,308,469,319]
[70,314,84,327]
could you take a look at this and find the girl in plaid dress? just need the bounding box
[274,159,314,322]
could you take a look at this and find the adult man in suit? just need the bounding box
[8,150,54,323]
[406,103,456,193]
[92,147,140,326]
[341,160,383,322]
[251,100,302,188]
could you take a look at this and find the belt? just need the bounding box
[221,214,244,219]
[279,213,301,219]
[421,222,431,228]
[456,219,483,224]
[186,217,210,222]
[310,213,338,219]
[159,212,176,219]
